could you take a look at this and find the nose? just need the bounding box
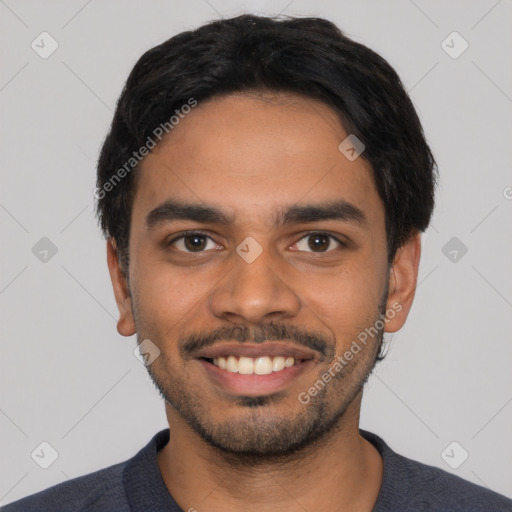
[209,245,301,325]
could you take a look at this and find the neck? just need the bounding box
[157,392,383,512]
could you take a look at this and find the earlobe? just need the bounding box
[106,239,137,337]
[384,232,421,333]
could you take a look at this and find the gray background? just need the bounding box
[1,0,511,505]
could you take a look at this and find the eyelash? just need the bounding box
[166,230,346,253]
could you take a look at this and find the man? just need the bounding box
[3,13,511,512]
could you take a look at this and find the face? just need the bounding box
[108,92,419,458]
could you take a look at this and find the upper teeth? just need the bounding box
[213,356,296,375]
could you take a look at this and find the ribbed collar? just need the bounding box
[122,427,403,511]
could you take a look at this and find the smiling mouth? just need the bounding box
[201,355,305,375]
[198,354,314,396]
[194,341,317,395]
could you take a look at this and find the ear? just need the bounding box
[106,239,136,337]
[384,232,421,333]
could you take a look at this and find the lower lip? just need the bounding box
[198,358,314,396]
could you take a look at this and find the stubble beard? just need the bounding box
[142,314,385,464]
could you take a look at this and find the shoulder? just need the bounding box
[361,429,512,512]
[396,452,512,511]
[0,461,129,512]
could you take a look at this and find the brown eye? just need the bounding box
[169,233,218,253]
[185,235,206,251]
[308,234,331,252]
[294,233,342,253]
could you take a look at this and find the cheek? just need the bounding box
[130,253,211,338]
[299,261,386,345]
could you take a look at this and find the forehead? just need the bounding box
[132,92,383,231]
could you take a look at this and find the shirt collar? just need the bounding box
[122,427,402,511]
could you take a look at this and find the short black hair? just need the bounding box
[96,14,437,272]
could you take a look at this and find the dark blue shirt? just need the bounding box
[2,429,511,511]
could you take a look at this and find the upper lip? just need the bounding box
[195,342,318,360]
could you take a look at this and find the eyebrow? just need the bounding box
[145,198,367,230]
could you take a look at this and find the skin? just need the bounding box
[107,91,421,511]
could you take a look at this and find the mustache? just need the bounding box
[179,322,332,360]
